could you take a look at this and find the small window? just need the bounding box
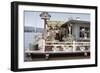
[79,26,90,38]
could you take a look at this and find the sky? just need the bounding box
[24,11,90,28]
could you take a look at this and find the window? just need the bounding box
[79,26,90,38]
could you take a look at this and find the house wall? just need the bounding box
[72,23,79,40]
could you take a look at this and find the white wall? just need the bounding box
[0,0,99,73]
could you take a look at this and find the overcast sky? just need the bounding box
[24,11,90,28]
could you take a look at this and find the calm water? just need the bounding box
[24,32,42,49]
[24,32,34,49]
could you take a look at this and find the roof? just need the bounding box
[61,20,90,27]
[47,20,65,28]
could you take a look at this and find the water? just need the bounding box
[24,32,42,50]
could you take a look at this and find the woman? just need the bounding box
[37,34,45,52]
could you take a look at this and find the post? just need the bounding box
[72,41,76,52]
[43,19,47,39]
[68,24,72,37]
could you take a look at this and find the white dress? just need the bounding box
[38,38,45,52]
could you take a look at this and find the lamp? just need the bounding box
[40,12,51,39]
